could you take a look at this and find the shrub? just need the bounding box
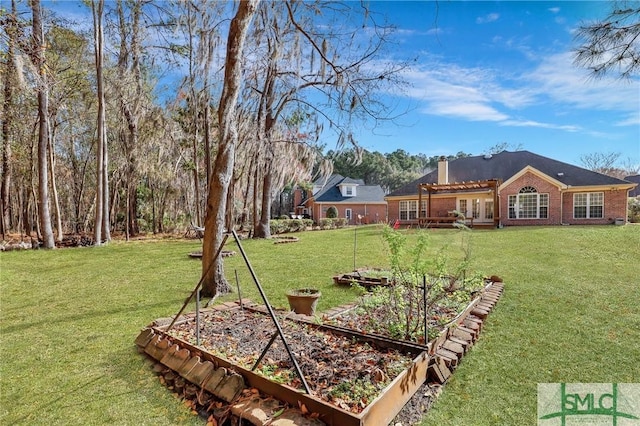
[319,218,334,229]
[326,206,338,218]
[269,219,286,235]
[629,198,640,223]
[268,218,313,234]
[288,218,304,232]
[334,218,348,228]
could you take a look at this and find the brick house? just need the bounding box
[294,174,387,225]
[385,151,637,227]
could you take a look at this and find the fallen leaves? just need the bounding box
[168,308,414,414]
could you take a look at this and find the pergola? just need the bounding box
[417,179,501,227]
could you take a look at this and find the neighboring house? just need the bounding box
[294,174,387,224]
[625,175,640,197]
[385,151,637,227]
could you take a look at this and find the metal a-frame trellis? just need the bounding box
[164,229,311,394]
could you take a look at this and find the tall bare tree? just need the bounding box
[201,0,259,297]
[246,1,407,238]
[30,0,55,248]
[114,0,143,240]
[581,151,640,179]
[92,0,110,245]
[1,0,19,239]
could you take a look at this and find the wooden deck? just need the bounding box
[418,216,474,228]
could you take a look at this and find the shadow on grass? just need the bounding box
[1,298,186,335]
[9,375,108,424]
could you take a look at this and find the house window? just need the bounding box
[508,186,549,219]
[471,199,480,219]
[574,192,604,218]
[459,199,467,217]
[420,200,427,217]
[399,200,418,220]
[345,208,352,220]
[485,200,494,220]
[345,186,353,196]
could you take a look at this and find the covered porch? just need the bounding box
[417,179,501,228]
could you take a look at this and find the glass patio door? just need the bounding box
[457,198,493,223]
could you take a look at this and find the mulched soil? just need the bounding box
[168,308,417,416]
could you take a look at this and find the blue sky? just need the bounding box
[42,0,639,169]
[354,1,640,169]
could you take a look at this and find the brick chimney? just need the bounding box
[437,156,449,184]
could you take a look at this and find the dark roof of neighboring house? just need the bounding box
[387,150,633,197]
[625,175,640,197]
[306,174,385,203]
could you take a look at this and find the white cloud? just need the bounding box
[429,102,509,121]
[390,47,639,137]
[476,13,499,24]
[525,52,640,112]
[548,7,560,14]
[426,27,447,36]
[401,63,533,122]
[615,113,640,127]
[500,119,581,132]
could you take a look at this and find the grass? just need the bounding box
[1,225,638,425]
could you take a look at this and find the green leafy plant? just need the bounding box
[628,198,640,223]
[326,206,338,218]
[352,226,484,343]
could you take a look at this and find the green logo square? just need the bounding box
[538,383,640,425]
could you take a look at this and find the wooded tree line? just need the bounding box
[0,0,411,246]
[2,0,637,256]
[328,148,471,193]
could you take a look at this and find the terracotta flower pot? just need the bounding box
[286,288,321,316]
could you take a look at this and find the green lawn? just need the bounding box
[1,225,638,425]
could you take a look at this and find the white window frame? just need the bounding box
[458,199,468,217]
[485,199,494,220]
[573,192,604,219]
[508,187,549,219]
[345,208,352,221]
[399,200,418,220]
[420,200,427,218]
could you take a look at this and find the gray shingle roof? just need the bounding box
[387,150,632,197]
[625,175,640,197]
[308,174,385,203]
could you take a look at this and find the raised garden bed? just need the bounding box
[135,280,504,425]
[188,250,236,259]
[272,236,300,244]
[333,269,392,288]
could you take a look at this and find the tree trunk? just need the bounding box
[32,0,55,249]
[101,125,110,242]
[251,161,260,236]
[254,161,272,238]
[1,0,17,239]
[117,0,139,241]
[201,0,259,298]
[92,0,106,245]
[186,2,202,227]
[48,124,63,241]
